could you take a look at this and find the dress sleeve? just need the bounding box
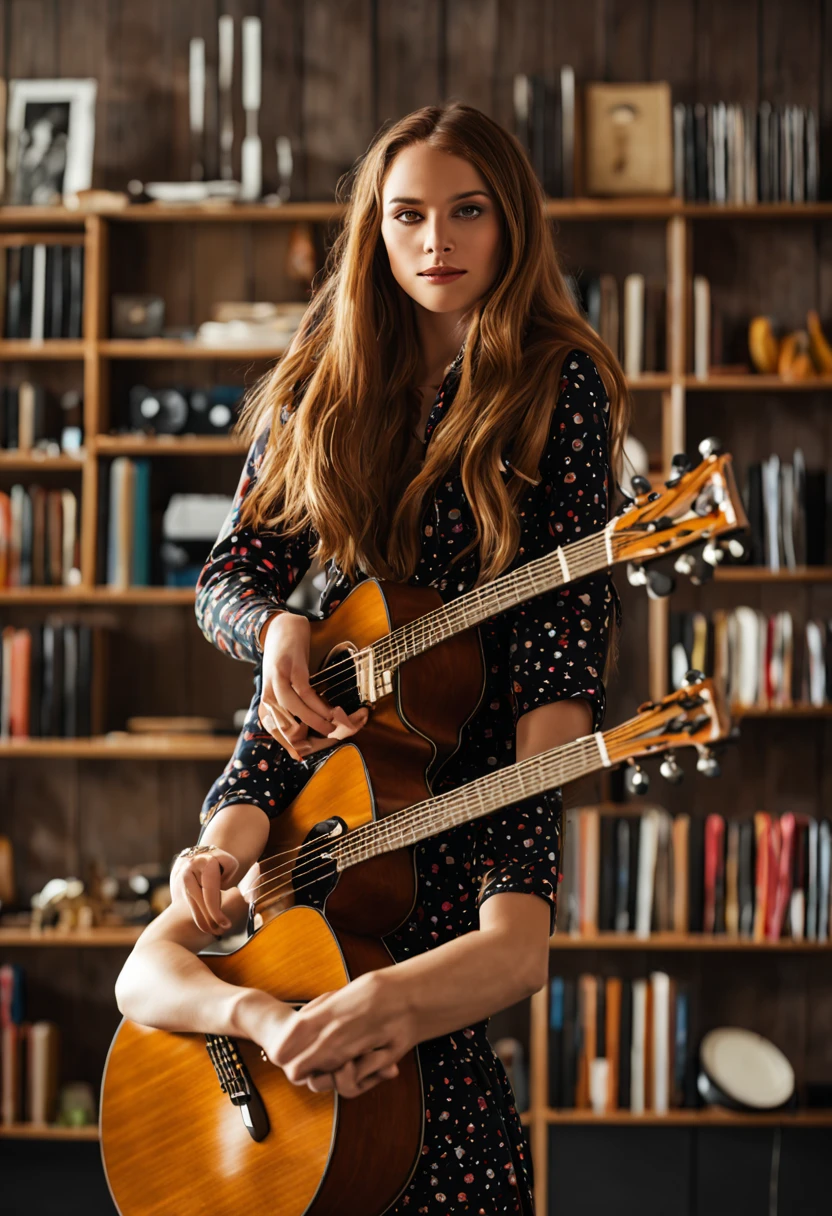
[194,426,315,664]
[475,789,562,935]
[507,347,614,734]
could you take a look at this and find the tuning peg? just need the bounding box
[666,453,693,487]
[674,551,698,576]
[659,752,684,784]
[646,568,675,599]
[702,541,725,567]
[615,494,636,516]
[627,562,647,587]
[698,436,723,459]
[626,764,650,795]
[682,669,705,686]
[696,747,721,778]
[630,475,652,497]
[722,537,746,560]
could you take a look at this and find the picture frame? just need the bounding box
[583,81,673,197]
[5,78,97,205]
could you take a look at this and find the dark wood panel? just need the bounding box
[302,0,374,199]
[376,0,442,123]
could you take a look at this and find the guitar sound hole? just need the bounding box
[316,644,363,715]
[292,817,346,908]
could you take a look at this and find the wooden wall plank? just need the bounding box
[259,1,305,197]
[376,0,442,123]
[302,0,374,199]
[7,0,59,76]
[444,0,499,113]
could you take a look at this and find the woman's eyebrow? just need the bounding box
[385,189,491,206]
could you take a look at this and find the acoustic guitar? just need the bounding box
[220,441,746,808]
[101,677,733,1216]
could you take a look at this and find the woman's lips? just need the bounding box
[418,270,466,284]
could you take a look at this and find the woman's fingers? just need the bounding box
[326,706,370,740]
[258,701,309,761]
[277,679,334,737]
[352,1047,400,1085]
[181,869,220,935]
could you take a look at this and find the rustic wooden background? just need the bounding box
[1,2,832,1214]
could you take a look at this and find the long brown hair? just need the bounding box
[236,101,630,587]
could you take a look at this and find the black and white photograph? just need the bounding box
[5,78,96,205]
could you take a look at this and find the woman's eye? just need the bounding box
[395,205,483,223]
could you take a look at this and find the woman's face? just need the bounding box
[380,143,503,318]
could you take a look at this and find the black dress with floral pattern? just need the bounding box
[194,345,613,1214]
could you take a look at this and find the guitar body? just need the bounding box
[101,919,422,1216]
[306,578,485,797]
[102,582,486,1216]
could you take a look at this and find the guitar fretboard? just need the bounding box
[370,528,612,676]
[336,733,606,867]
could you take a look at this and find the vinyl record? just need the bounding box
[698,1027,795,1111]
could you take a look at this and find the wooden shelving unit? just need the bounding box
[0,1123,99,1141]
[3,196,832,1212]
[0,927,141,947]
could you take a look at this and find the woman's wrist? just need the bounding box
[229,984,294,1042]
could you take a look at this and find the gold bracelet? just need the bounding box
[178,844,217,861]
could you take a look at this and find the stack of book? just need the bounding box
[0,485,80,586]
[548,971,692,1113]
[673,100,819,203]
[1,965,60,1126]
[0,383,84,453]
[557,807,832,943]
[742,451,830,571]
[571,271,666,377]
[670,608,832,709]
[512,68,577,198]
[99,457,152,587]
[2,243,85,341]
[0,621,100,738]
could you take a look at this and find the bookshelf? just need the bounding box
[2,198,832,1202]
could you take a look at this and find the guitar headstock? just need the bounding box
[613,439,750,597]
[602,675,734,789]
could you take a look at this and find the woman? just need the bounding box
[115,101,629,1215]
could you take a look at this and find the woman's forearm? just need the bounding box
[382,920,543,1045]
[114,939,273,1039]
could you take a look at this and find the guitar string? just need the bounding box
[296,529,612,697]
[242,740,596,905]
[246,746,601,912]
[241,691,693,900]
[243,699,692,906]
[293,532,614,709]
[247,694,701,912]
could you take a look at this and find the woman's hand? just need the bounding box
[270,971,416,1096]
[258,613,369,761]
[238,986,400,1100]
[169,845,240,936]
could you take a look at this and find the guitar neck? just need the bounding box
[371,528,611,676]
[337,732,608,868]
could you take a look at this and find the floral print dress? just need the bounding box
[194,345,613,1214]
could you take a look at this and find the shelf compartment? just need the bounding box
[684,374,832,391]
[550,933,832,951]
[0,341,86,360]
[0,1124,99,1140]
[100,340,283,360]
[94,435,246,456]
[714,566,832,582]
[539,1109,832,1126]
[0,452,85,469]
[0,587,195,604]
[0,734,234,759]
[0,926,142,946]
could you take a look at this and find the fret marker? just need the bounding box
[577,732,611,768]
[556,547,570,582]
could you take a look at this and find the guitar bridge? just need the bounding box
[205,1034,270,1141]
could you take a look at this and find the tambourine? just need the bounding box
[697,1027,795,1111]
